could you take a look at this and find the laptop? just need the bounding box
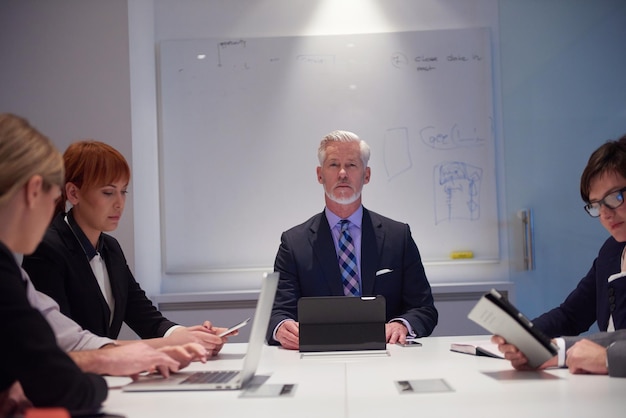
[467,289,559,368]
[122,271,279,391]
[298,295,387,353]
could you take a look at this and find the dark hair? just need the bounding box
[580,134,626,203]
[56,140,130,215]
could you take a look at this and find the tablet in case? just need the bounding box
[468,289,559,368]
[298,296,386,353]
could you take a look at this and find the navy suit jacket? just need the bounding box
[22,212,177,339]
[266,208,438,344]
[533,237,626,337]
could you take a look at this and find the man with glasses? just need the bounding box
[531,134,626,338]
[492,134,626,374]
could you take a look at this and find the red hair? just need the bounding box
[56,140,130,215]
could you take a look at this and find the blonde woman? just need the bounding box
[0,113,107,413]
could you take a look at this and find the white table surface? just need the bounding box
[101,336,626,418]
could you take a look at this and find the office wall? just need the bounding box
[0,0,135,268]
[499,0,626,321]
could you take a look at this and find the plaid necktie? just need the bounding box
[338,220,360,296]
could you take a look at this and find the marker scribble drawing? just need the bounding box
[434,161,482,224]
[216,39,249,70]
[390,52,408,69]
[383,127,412,180]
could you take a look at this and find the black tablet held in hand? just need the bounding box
[468,289,558,368]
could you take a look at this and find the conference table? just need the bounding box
[101,336,625,418]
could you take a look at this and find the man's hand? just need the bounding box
[566,339,608,375]
[386,322,408,345]
[491,335,557,370]
[276,320,299,350]
[158,342,208,370]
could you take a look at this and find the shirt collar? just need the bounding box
[325,205,363,230]
[66,209,103,260]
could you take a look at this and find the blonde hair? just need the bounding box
[0,113,64,207]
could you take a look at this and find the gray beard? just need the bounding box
[325,189,361,205]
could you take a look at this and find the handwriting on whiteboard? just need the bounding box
[391,52,483,72]
[420,124,487,150]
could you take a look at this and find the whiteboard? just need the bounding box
[158,28,499,273]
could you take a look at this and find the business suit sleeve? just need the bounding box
[563,330,626,377]
[1,250,107,411]
[532,238,622,337]
[377,222,437,337]
[266,230,302,344]
[22,233,74,317]
[531,266,597,337]
[104,237,177,339]
[607,340,626,377]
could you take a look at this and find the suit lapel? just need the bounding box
[309,213,344,296]
[360,208,382,296]
[101,239,126,337]
[608,241,624,272]
[57,216,113,335]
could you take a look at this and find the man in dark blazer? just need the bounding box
[266,130,437,349]
[532,237,626,337]
[491,136,626,378]
[529,135,626,338]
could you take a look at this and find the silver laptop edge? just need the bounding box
[122,271,279,392]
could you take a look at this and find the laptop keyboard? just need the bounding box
[180,371,239,385]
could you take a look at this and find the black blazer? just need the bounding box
[22,212,177,339]
[267,208,438,344]
[532,236,626,337]
[1,242,107,410]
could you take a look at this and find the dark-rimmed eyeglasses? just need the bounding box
[584,186,626,217]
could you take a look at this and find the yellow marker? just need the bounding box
[450,251,474,259]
